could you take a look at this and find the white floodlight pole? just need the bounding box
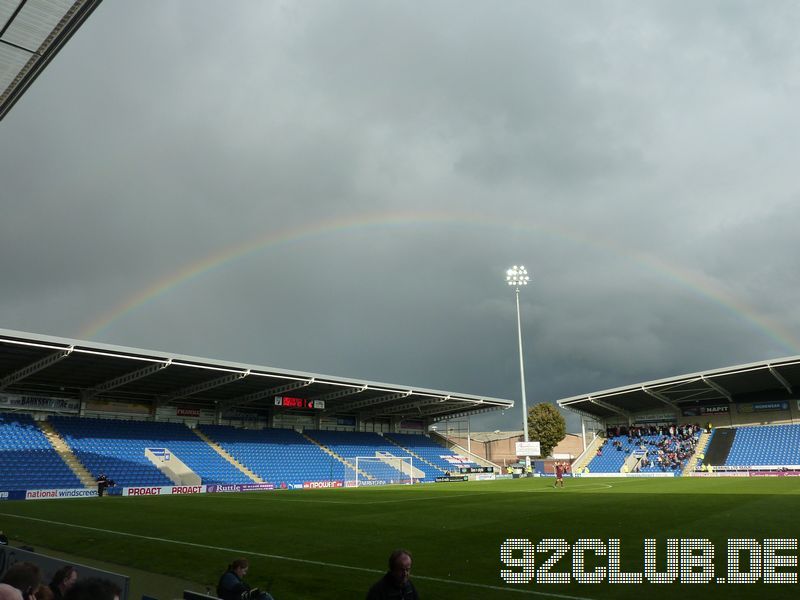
[506,265,531,469]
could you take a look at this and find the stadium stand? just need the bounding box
[704,424,800,467]
[1,413,484,490]
[0,413,83,490]
[384,432,477,476]
[585,425,700,475]
[199,424,346,485]
[305,430,419,482]
[48,417,252,487]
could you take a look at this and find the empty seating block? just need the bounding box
[49,417,251,487]
[200,425,342,486]
[726,424,800,467]
[0,413,82,490]
[306,430,418,483]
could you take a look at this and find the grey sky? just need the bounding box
[2,1,800,432]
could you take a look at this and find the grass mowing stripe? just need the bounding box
[0,511,595,600]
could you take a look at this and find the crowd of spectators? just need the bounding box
[0,561,119,600]
[597,423,702,472]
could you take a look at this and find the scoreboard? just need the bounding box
[274,396,325,410]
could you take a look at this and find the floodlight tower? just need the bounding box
[506,265,531,469]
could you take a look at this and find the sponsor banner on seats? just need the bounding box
[122,485,207,497]
[25,488,99,500]
[302,480,343,489]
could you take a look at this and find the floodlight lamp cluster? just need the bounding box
[506,265,530,287]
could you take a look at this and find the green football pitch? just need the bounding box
[1,477,799,600]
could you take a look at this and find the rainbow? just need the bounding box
[77,210,800,354]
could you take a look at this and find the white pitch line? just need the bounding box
[0,512,596,600]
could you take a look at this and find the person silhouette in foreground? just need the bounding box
[366,549,418,600]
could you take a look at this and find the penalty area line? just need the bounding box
[0,511,595,600]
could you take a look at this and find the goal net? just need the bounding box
[346,455,415,487]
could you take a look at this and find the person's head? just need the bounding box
[62,579,120,600]
[49,567,77,593]
[1,563,41,596]
[33,585,53,600]
[0,584,23,600]
[228,558,249,578]
[387,550,412,585]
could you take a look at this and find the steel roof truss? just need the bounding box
[165,370,250,401]
[224,378,314,410]
[641,386,679,411]
[589,397,630,419]
[0,346,73,391]
[429,406,499,420]
[82,359,172,400]
[359,396,443,419]
[324,390,410,415]
[311,385,367,403]
[700,376,732,401]
[768,365,793,394]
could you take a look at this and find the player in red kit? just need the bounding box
[554,462,568,488]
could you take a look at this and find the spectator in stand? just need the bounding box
[1,563,41,600]
[0,584,23,600]
[367,549,418,600]
[62,579,120,600]
[48,567,77,600]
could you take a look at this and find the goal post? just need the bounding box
[346,456,415,487]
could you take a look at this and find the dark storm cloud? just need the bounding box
[2,1,800,432]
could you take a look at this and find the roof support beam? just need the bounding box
[768,365,793,394]
[589,397,631,420]
[324,390,409,415]
[429,406,500,421]
[82,359,172,400]
[641,386,679,411]
[311,385,367,403]
[225,378,313,409]
[0,347,73,391]
[700,376,732,401]
[165,370,249,401]
[359,396,444,419]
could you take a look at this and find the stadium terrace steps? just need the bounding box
[301,431,373,481]
[571,434,604,473]
[37,420,96,488]
[683,430,711,475]
[381,434,444,475]
[192,428,262,483]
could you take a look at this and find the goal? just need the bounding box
[346,455,415,487]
